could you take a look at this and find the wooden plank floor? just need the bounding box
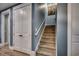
[36,26,56,56]
[0,45,29,56]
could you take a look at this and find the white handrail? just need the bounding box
[35,19,45,36]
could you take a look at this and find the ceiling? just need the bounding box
[0,3,17,11]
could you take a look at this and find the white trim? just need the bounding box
[1,9,11,48]
[68,4,72,56]
[35,25,45,52]
[13,3,31,10]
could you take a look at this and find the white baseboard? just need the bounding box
[9,46,14,50]
[0,44,3,48]
[35,25,45,52]
[30,51,36,56]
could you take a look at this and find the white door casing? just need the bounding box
[13,4,32,54]
[68,4,72,56]
[1,9,11,47]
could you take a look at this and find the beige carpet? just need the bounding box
[0,45,29,56]
[36,26,56,56]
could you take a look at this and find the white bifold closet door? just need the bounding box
[71,4,79,56]
[13,4,32,52]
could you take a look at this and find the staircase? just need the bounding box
[36,26,56,56]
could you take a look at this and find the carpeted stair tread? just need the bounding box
[40,39,55,44]
[37,48,56,56]
[42,36,55,39]
[43,34,55,36]
[40,43,56,50]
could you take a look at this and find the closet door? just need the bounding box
[71,4,79,56]
[13,4,32,52]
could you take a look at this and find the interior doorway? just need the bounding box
[1,9,11,48]
[4,14,9,46]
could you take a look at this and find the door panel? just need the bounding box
[13,4,32,52]
[72,44,79,56]
[71,4,79,55]
[72,35,79,43]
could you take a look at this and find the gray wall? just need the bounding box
[45,15,56,25]
[0,3,17,11]
[10,8,13,46]
[32,3,46,51]
[0,13,1,43]
[45,4,56,25]
[56,3,67,56]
